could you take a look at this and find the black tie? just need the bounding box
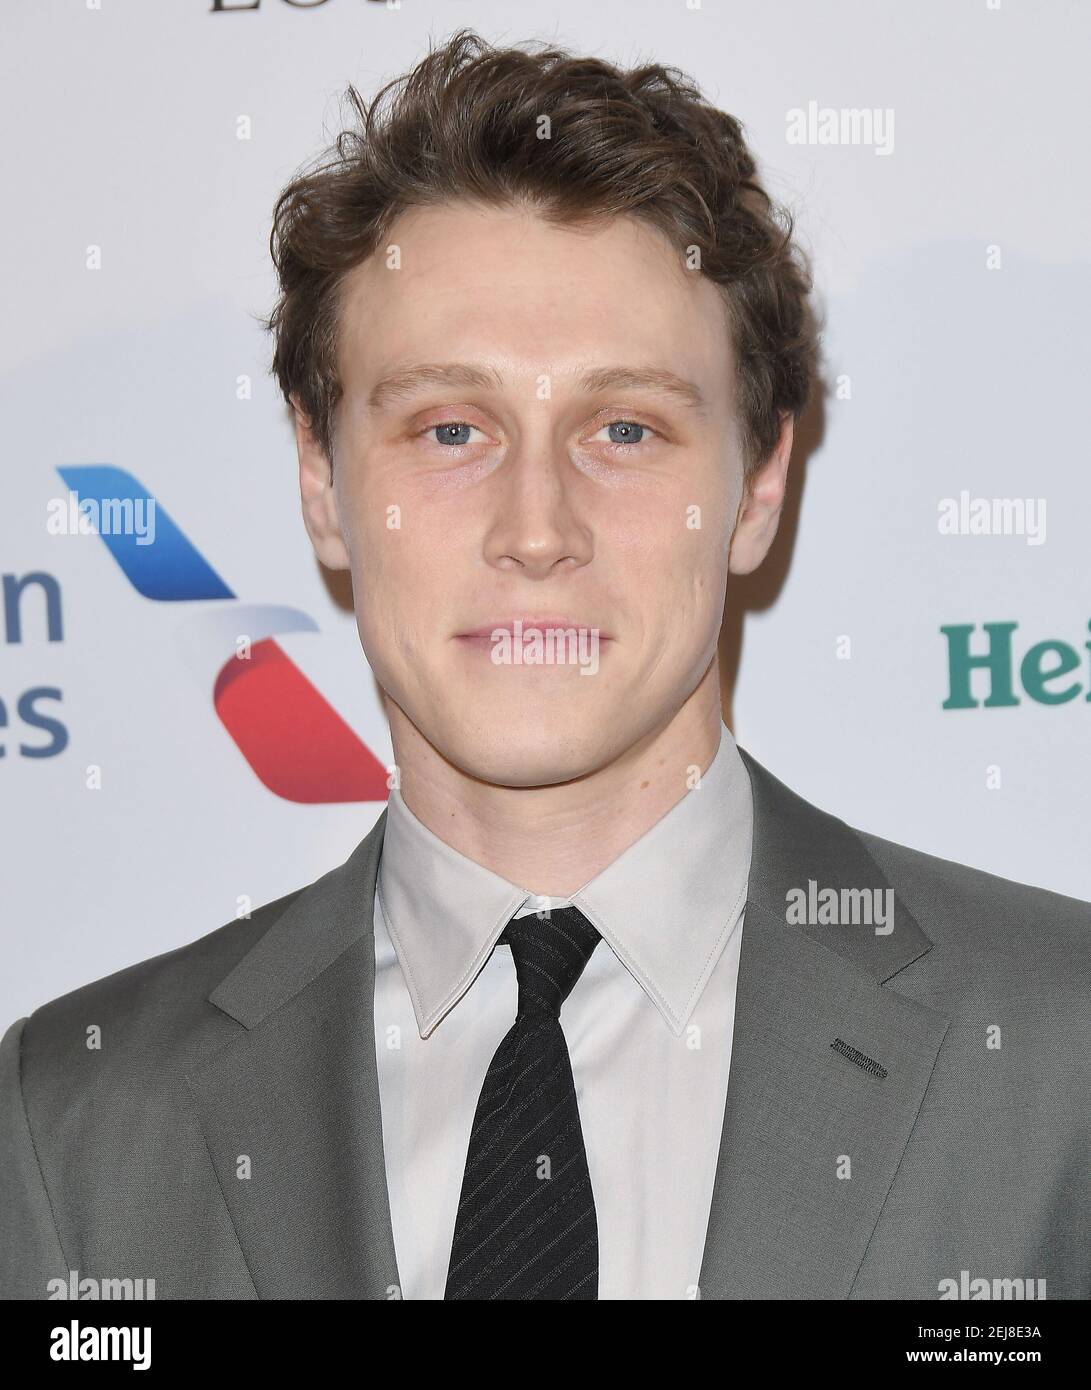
[443,905,601,1300]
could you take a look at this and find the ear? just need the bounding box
[728,413,794,576]
[292,395,351,571]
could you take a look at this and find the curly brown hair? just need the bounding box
[263,29,818,473]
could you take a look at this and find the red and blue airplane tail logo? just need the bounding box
[57,465,389,803]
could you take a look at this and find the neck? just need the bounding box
[386,663,725,897]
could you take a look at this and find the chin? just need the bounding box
[441,722,606,789]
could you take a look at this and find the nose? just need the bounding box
[481,441,593,580]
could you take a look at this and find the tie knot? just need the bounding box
[500,905,600,1018]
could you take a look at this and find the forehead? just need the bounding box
[335,201,734,397]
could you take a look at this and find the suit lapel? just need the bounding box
[184,748,950,1300]
[698,751,951,1298]
[186,810,400,1299]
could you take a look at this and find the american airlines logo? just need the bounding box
[54,465,389,804]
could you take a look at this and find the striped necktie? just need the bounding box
[444,905,601,1300]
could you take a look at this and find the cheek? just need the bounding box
[332,481,405,656]
[347,510,457,675]
[338,463,411,592]
[614,492,732,622]
[678,536,730,635]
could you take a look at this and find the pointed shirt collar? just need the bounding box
[376,723,753,1039]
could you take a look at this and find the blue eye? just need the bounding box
[426,419,653,448]
[432,422,478,446]
[593,421,651,445]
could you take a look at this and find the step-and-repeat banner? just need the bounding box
[3,0,1088,1024]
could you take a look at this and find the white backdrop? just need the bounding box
[3,0,1089,1025]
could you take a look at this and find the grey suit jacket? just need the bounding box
[2,751,1088,1300]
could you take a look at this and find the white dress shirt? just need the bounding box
[372,721,754,1299]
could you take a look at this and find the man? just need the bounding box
[2,30,1088,1301]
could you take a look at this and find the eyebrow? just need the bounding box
[367,362,707,414]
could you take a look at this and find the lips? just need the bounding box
[455,618,612,641]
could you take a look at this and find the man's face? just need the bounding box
[304,201,758,786]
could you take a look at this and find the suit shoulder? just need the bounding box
[855,824,1090,931]
[743,747,1090,965]
[14,885,307,1070]
[854,823,1091,988]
